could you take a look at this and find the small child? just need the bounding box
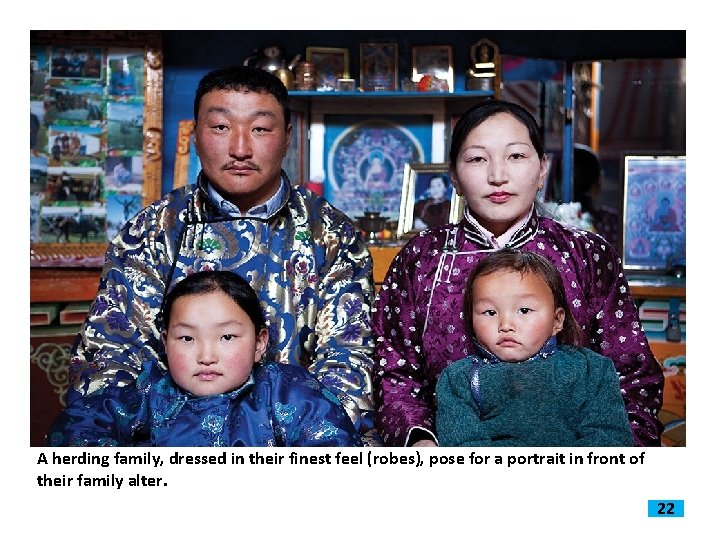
[435,249,634,447]
[49,271,361,447]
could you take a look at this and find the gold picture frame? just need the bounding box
[411,45,454,92]
[397,162,464,237]
[30,30,163,267]
[306,47,350,90]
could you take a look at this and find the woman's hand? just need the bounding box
[412,439,438,447]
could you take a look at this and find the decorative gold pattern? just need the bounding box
[30,243,106,266]
[173,120,196,189]
[143,45,164,207]
[30,342,72,406]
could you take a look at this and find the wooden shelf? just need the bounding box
[289,90,495,99]
[30,267,101,303]
[648,340,685,360]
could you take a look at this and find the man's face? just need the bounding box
[194,89,290,212]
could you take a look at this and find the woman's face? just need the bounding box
[428,176,447,200]
[452,112,547,237]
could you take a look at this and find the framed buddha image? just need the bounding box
[359,43,398,92]
[621,153,686,271]
[306,47,349,90]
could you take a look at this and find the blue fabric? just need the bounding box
[65,177,375,434]
[49,360,362,447]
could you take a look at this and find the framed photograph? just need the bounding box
[106,100,144,152]
[411,45,454,92]
[49,46,96,79]
[47,80,104,124]
[107,50,145,97]
[47,124,105,167]
[49,46,104,80]
[31,46,50,98]
[397,162,464,237]
[306,47,349,90]
[106,192,142,240]
[621,154,686,271]
[39,203,107,244]
[46,166,103,203]
[105,155,143,193]
[359,43,398,91]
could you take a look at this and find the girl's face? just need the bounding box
[163,290,268,396]
[471,269,564,362]
[452,112,548,237]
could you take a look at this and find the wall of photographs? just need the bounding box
[30,43,148,258]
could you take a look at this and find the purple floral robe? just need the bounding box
[372,209,664,447]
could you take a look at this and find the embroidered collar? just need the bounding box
[462,205,540,249]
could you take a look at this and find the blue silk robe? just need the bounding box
[66,175,375,437]
[49,361,362,447]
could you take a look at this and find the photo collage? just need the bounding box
[30,45,145,245]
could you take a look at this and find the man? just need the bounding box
[65,66,377,443]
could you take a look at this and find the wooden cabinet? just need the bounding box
[30,267,101,446]
[627,277,686,447]
[627,278,686,361]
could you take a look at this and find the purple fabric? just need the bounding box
[372,211,663,447]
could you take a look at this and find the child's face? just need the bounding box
[163,290,268,396]
[471,270,564,362]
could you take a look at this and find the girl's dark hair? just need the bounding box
[162,271,267,337]
[449,99,545,171]
[193,65,290,127]
[463,249,584,347]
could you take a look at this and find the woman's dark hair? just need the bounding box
[162,271,267,337]
[193,65,290,127]
[463,248,584,347]
[573,143,601,214]
[449,100,545,171]
[428,175,450,189]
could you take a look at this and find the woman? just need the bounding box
[372,100,663,447]
[413,175,452,230]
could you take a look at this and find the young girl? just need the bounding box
[48,271,361,447]
[435,249,634,447]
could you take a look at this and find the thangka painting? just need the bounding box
[322,115,433,219]
[622,155,686,271]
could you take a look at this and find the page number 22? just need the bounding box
[648,500,684,518]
